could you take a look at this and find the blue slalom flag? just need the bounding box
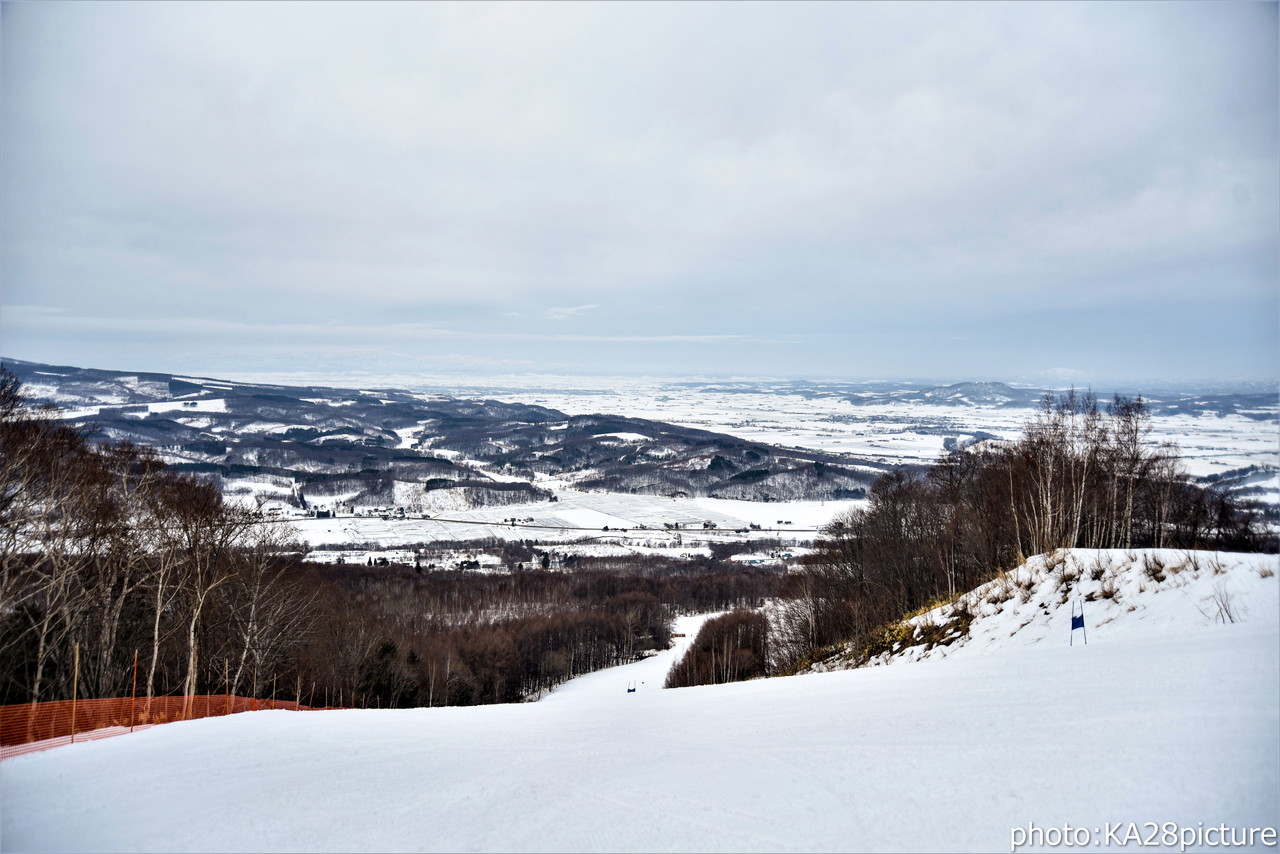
[1070,600,1087,645]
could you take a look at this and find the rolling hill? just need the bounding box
[3,359,878,511]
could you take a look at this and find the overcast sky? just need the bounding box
[2,1,1276,384]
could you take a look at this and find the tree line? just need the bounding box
[665,609,769,689]
[771,391,1270,671]
[0,368,316,706]
[300,559,782,707]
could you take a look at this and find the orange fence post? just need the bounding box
[130,650,138,732]
[70,642,79,744]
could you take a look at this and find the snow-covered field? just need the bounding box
[387,376,1276,484]
[351,376,1280,513]
[290,489,851,556]
[26,367,1276,546]
[277,380,1276,553]
[4,551,1275,853]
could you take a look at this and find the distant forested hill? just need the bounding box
[3,359,880,508]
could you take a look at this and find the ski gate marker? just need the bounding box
[1070,600,1087,646]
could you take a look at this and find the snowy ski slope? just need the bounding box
[2,552,1276,853]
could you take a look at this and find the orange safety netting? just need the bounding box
[0,694,338,748]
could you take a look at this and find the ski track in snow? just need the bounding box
[2,555,1277,853]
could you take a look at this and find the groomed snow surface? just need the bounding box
[3,551,1277,853]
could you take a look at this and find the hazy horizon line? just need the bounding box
[3,353,1274,396]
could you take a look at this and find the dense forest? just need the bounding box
[300,558,780,707]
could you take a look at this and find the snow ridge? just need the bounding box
[809,548,1279,672]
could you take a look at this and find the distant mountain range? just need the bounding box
[908,381,1043,407]
[3,359,881,509]
[888,380,1277,419]
[696,377,1277,418]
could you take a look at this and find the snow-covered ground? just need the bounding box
[541,611,723,701]
[294,378,1277,543]
[408,379,1276,487]
[4,551,1275,853]
[807,550,1279,669]
[289,489,851,554]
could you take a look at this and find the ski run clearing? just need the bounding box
[2,550,1276,853]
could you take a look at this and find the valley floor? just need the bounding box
[288,490,855,549]
[2,557,1276,853]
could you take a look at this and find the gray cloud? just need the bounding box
[2,1,1275,383]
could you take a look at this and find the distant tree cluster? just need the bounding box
[773,392,1270,669]
[302,577,668,706]
[300,560,783,707]
[562,554,782,613]
[665,609,770,689]
[578,460,869,502]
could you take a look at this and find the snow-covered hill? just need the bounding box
[2,551,1276,852]
[809,548,1280,672]
[1,359,879,513]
